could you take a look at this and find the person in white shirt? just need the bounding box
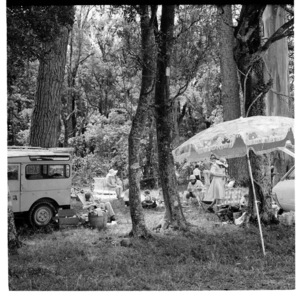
[185,175,204,205]
[105,168,122,198]
[193,164,201,181]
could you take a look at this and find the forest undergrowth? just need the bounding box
[9,197,295,291]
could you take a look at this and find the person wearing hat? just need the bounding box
[205,158,228,212]
[105,168,122,199]
[83,191,116,222]
[185,175,204,206]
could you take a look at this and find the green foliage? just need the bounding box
[69,109,131,185]
[7,6,75,87]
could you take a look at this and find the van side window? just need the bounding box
[8,165,18,180]
[26,164,70,180]
[48,165,64,178]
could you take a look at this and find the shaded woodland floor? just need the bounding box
[9,197,295,291]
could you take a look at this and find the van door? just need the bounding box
[8,164,21,212]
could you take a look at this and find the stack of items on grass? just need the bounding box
[278,211,295,226]
[214,193,290,226]
[215,194,250,225]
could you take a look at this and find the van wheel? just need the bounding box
[29,202,56,227]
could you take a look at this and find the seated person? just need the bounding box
[141,190,157,209]
[122,188,146,207]
[83,192,116,222]
[105,169,122,198]
[185,175,204,205]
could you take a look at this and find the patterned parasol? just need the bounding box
[172,116,294,163]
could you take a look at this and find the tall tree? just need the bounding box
[218,6,241,120]
[217,5,249,184]
[233,5,293,220]
[128,5,157,237]
[29,7,75,147]
[262,5,294,185]
[154,5,187,230]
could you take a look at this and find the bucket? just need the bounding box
[88,212,108,230]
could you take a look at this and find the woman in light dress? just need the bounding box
[206,158,228,212]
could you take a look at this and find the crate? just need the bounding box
[58,209,79,227]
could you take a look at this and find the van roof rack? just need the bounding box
[8,146,48,150]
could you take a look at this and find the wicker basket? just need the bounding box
[88,212,108,230]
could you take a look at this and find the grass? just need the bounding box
[9,195,295,291]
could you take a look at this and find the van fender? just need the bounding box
[29,197,59,213]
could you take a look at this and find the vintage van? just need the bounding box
[8,147,73,227]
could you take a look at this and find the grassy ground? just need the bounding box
[9,195,295,291]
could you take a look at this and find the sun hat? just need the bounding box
[108,169,118,176]
[216,159,228,168]
[189,175,196,180]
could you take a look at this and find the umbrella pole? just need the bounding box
[246,148,266,256]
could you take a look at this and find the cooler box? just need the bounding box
[58,209,79,227]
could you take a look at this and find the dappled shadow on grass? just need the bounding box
[9,199,295,291]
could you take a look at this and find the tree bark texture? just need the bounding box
[217,5,248,185]
[154,5,187,230]
[262,6,291,117]
[218,5,241,121]
[262,5,294,185]
[64,28,77,146]
[234,5,272,218]
[142,116,157,188]
[8,207,22,252]
[29,26,70,148]
[8,190,22,253]
[128,5,156,238]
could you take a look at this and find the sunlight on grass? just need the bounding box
[9,198,295,291]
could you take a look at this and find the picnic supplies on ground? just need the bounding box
[234,212,247,226]
[58,209,79,228]
[279,211,295,226]
[88,211,108,230]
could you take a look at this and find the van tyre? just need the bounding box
[29,202,56,227]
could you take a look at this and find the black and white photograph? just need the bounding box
[4,2,296,291]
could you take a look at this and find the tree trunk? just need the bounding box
[262,5,294,186]
[8,191,22,254]
[154,5,187,231]
[233,5,273,220]
[217,5,249,185]
[128,5,156,238]
[142,116,156,188]
[29,26,70,148]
